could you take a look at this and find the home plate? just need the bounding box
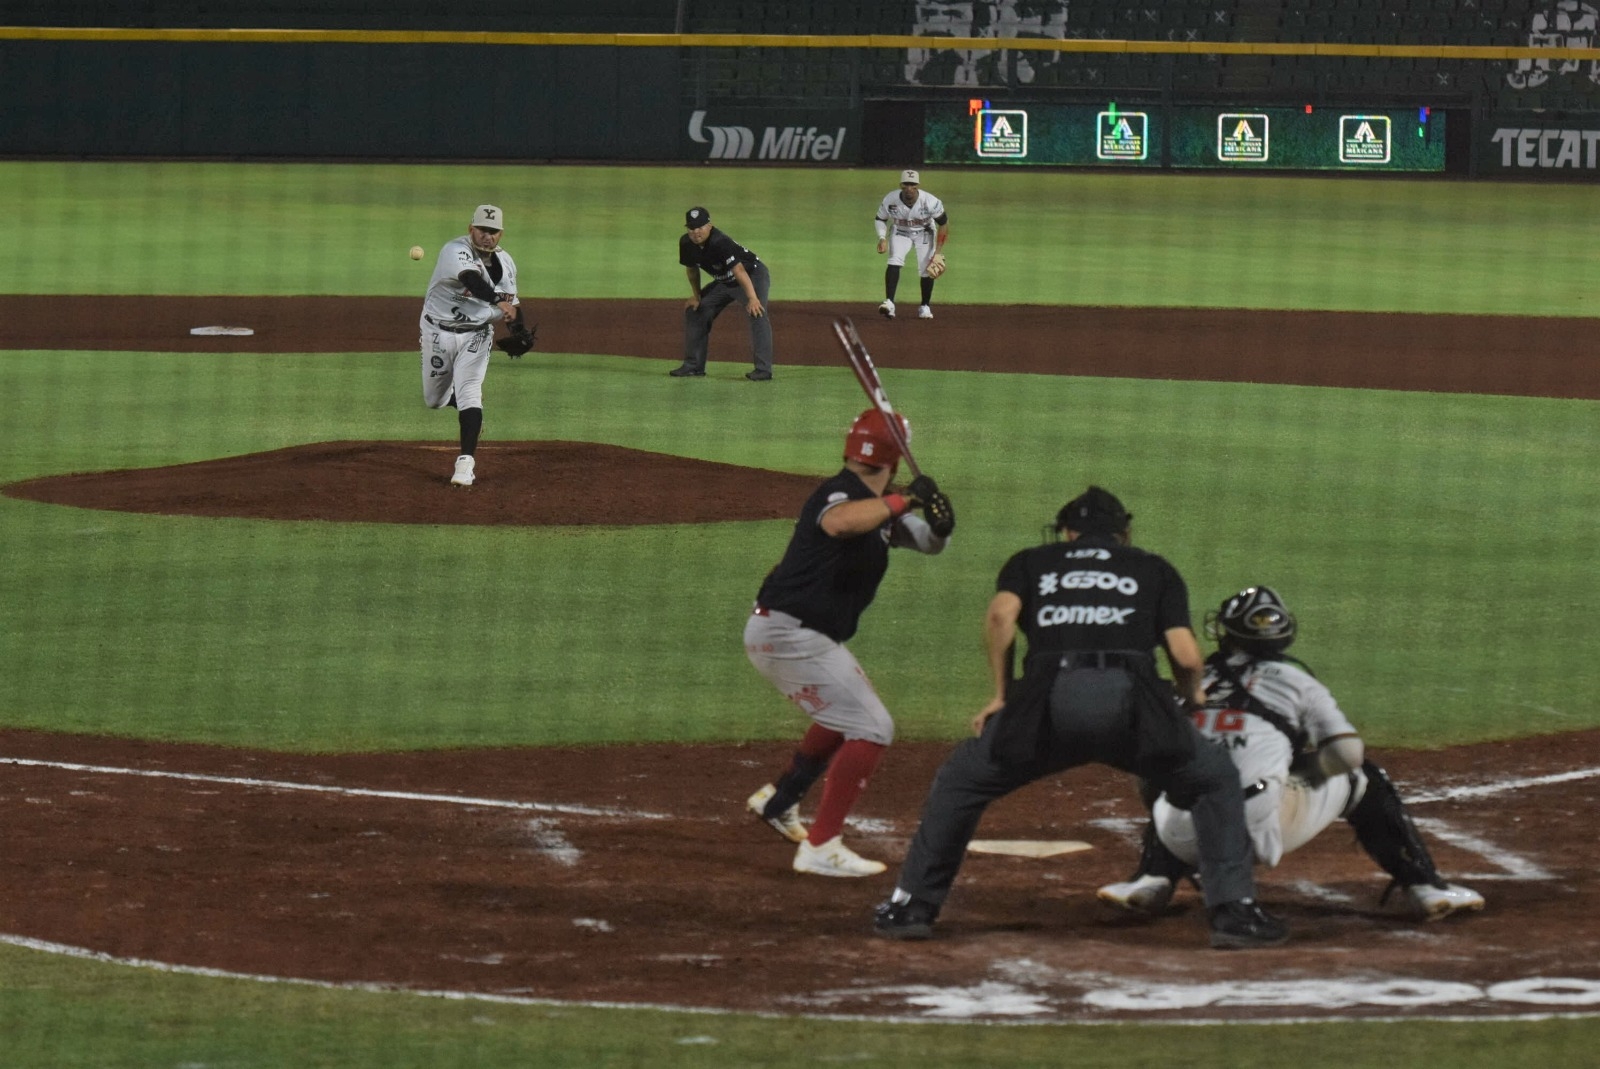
[189,326,255,336]
[968,840,1092,858]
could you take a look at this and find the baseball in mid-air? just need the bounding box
[409,245,424,260]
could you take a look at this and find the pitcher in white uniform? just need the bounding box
[874,169,948,321]
[1099,585,1486,922]
[420,204,520,488]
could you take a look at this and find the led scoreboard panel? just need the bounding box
[925,103,1446,171]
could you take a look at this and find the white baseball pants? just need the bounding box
[743,608,895,745]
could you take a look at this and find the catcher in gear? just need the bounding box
[743,408,952,878]
[1099,585,1486,922]
[874,170,948,321]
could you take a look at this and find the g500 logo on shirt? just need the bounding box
[1038,570,1139,595]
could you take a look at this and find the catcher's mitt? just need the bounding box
[495,319,537,359]
[927,251,947,278]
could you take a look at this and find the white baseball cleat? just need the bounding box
[1407,882,1485,920]
[794,835,886,877]
[450,454,475,488]
[747,784,807,844]
[917,305,933,319]
[1097,874,1175,915]
[877,299,895,320]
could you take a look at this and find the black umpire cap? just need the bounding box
[685,206,711,228]
[1056,486,1132,535]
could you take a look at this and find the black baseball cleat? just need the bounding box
[873,897,939,941]
[668,365,706,377]
[1208,898,1289,949]
[745,369,772,381]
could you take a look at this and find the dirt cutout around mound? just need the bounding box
[2,727,1597,1024]
[3,442,820,526]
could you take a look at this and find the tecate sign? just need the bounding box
[687,110,849,161]
[1488,125,1600,170]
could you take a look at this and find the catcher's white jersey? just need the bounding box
[875,189,946,236]
[420,235,518,332]
[1153,653,1363,868]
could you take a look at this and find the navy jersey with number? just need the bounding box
[679,228,761,284]
[755,469,890,642]
[996,534,1191,666]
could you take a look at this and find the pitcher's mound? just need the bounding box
[3,441,821,526]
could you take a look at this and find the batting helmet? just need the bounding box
[844,408,909,468]
[1205,585,1297,655]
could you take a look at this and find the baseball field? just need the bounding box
[1,162,1597,1066]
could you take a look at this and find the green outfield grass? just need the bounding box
[3,161,1598,316]
[3,942,1597,1069]
[2,161,1597,1061]
[1,349,1594,750]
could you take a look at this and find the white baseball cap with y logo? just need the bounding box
[471,204,504,229]
[900,169,921,184]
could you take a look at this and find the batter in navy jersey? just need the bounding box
[743,409,955,877]
[672,205,774,381]
[875,486,1287,949]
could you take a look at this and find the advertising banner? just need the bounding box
[927,101,1446,172]
[1478,116,1600,177]
[682,107,860,163]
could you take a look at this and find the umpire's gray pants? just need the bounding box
[893,666,1256,910]
[683,263,773,374]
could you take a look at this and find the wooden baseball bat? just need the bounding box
[830,316,922,478]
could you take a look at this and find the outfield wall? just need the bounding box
[3,4,1599,177]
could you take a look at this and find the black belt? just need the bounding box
[424,315,487,334]
[1058,650,1151,671]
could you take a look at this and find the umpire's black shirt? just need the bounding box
[996,534,1192,671]
[679,227,762,285]
[755,469,889,643]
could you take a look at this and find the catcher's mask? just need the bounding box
[1205,585,1297,655]
[844,408,909,469]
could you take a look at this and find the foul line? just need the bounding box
[0,756,669,821]
[1405,767,1600,805]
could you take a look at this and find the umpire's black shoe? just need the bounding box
[873,897,939,941]
[1208,898,1289,949]
[745,369,772,381]
[668,364,705,377]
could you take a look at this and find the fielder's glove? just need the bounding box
[496,319,537,359]
[927,251,947,278]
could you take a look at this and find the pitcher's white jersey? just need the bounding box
[875,189,946,237]
[420,235,518,332]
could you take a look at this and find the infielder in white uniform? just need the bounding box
[1099,586,1486,921]
[420,204,520,488]
[875,169,948,321]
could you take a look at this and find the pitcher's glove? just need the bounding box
[496,318,537,359]
[927,251,947,278]
[908,475,955,537]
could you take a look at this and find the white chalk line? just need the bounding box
[0,756,669,821]
[3,757,1599,1026]
[2,933,1595,1027]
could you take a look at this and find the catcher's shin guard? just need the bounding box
[1131,821,1196,883]
[1345,759,1442,890]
